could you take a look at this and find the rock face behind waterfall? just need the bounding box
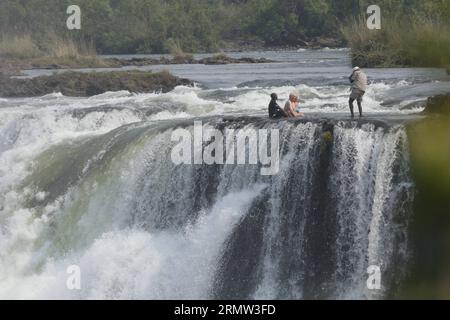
[209,119,414,300]
[1,115,414,300]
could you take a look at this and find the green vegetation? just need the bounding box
[404,104,450,299]
[320,131,333,154]
[0,34,42,60]
[343,16,450,68]
[0,33,110,76]
[0,32,100,72]
[1,0,449,67]
[0,0,366,55]
[342,0,450,68]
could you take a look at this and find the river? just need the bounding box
[0,49,449,299]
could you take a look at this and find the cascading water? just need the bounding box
[2,49,446,300]
[0,109,414,299]
[212,120,413,300]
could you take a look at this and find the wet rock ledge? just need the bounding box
[107,54,274,67]
[0,70,193,98]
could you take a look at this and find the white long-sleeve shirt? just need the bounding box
[350,70,368,92]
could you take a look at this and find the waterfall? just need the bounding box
[0,117,414,299]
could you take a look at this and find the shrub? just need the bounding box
[0,33,97,60]
[0,34,43,59]
[342,16,450,68]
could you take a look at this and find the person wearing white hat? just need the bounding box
[349,66,368,118]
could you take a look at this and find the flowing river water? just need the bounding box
[1,49,449,299]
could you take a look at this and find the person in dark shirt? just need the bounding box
[268,93,288,119]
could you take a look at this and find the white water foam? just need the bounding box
[0,185,266,299]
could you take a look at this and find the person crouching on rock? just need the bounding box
[268,93,288,119]
[284,92,303,118]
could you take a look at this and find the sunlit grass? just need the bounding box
[342,17,450,68]
[0,33,97,60]
[0,34,42,59]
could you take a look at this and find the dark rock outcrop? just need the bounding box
[106,55,275,67]
[0,54,275,77]
[423,94,450,115]
[0,70,193,98]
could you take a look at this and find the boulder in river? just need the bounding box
[0,70,193,98]
[423,93,450,115]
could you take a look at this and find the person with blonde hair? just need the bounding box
[284,92,303,118]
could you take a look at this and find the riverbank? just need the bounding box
[0,53,275,77]
[220,37,344,52]
[0,70,193,98]
[0,57,111,77]
[343,18,450,69]
[107,54,274,67]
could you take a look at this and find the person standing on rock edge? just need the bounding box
[349,66,368,118]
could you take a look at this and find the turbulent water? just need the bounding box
[1,49,449,299]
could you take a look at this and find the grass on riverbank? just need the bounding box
[0,34,42,59]
[0,34,119,76]
[342,17,450,68]
[0,33,112,73]
[0,33,96,59]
